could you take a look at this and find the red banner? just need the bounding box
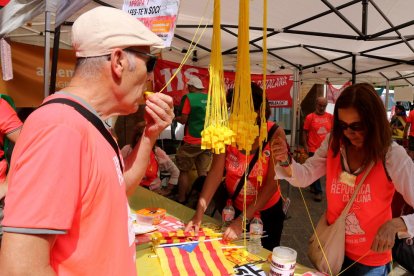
[154,59,293,107]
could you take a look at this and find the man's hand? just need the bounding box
[144,93,174,140]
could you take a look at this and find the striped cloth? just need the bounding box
[156,240,234,276]
[151,228,222,245]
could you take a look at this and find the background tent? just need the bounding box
[2,0,414,87]
[2,0,414,147]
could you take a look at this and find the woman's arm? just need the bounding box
[272,134,329,188]
[241,126,285,220]
[224,127,285,240]
[155,147,180,185]
[185,153,225,232]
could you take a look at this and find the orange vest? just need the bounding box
[225,122,280,211]
[326,148,394,266]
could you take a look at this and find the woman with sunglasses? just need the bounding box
[271,83,414,275]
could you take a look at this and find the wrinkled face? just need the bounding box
[337,107,365,148]
[121,46,154,113]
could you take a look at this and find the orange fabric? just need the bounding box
[3,94,136,275]
[225,122,280,211]
[303,112,333,152]
[0,98,22,181]
[181,97,202,144]
[140,150,159,187]
[326,148,394,266]
[406,110,414,137]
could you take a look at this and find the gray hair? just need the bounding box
[74,50,137,79]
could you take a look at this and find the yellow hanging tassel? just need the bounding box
[256,0,268,188]
[229,0,257,154]
[201,0,234,154]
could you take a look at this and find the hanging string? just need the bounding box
[201,0,234,154]
[255,0,269,191]
[157,0,212,94]
[228,0,257,248]
[229,0,257,153]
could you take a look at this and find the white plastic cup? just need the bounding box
[271,246,297,273]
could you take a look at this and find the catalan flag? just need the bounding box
[156,240,234,276]
[151,228,222,245]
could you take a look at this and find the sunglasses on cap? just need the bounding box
[124,48,158,73]
[338,121,364,132]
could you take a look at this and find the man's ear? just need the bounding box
[110,49,125,79]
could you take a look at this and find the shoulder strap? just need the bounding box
[231,123,279,201]
[40,98,124,172]
[342,162,374,216]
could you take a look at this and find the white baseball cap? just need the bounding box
[72,7,164,58]
[187,76,205,89]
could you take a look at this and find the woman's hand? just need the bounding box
[271,136,289,162]
[223,217,243,241]
[371,218,406,252]
[185,213,203,234]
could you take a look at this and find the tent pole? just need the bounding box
[44,11,51,98]
[352,54,356,84]
[385,80,390,112]
[362,0,368,36]
[290,69,299,149]
[49,25,61,94]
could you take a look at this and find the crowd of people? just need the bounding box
[0,6,412,276]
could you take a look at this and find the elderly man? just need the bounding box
[303,96,332,202]
[0,7,173,276]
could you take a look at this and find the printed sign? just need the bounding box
[122,0,180,47]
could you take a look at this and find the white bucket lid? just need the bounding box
[272,246,297,262]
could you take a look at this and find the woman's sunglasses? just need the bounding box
[125,48,158,73]
[338,121,364,132]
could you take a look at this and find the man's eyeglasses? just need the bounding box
[125,48,158,73]
[338,121,364,132]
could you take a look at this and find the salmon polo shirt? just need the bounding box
[3,93,136,275]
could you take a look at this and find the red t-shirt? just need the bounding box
[181,97,201,144]
[406,110,414,137]
[0,98,23,181]
[3,94,136,275]
[303,112,333,152]
[225,122,280,211]
[326,148,394,266]
[140,150,159,187]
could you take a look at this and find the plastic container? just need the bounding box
[222,199,235,231]
[269,246,297,276]
[136,208,166,225]
[247,214,263,254]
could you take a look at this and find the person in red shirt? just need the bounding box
[186,83,287,250]
[175,76,212,204]
[0,7,174,276]
[0,97,22,247]
[404,106,414,159]
[273,83,414,275]
[303,97,333,201]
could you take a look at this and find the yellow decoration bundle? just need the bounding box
[201,0,234,154]
[229,0,258,154]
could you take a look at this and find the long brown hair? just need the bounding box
[329,83,392,163]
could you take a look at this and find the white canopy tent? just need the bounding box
[1,0,414,146]
[2,0,414,87]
